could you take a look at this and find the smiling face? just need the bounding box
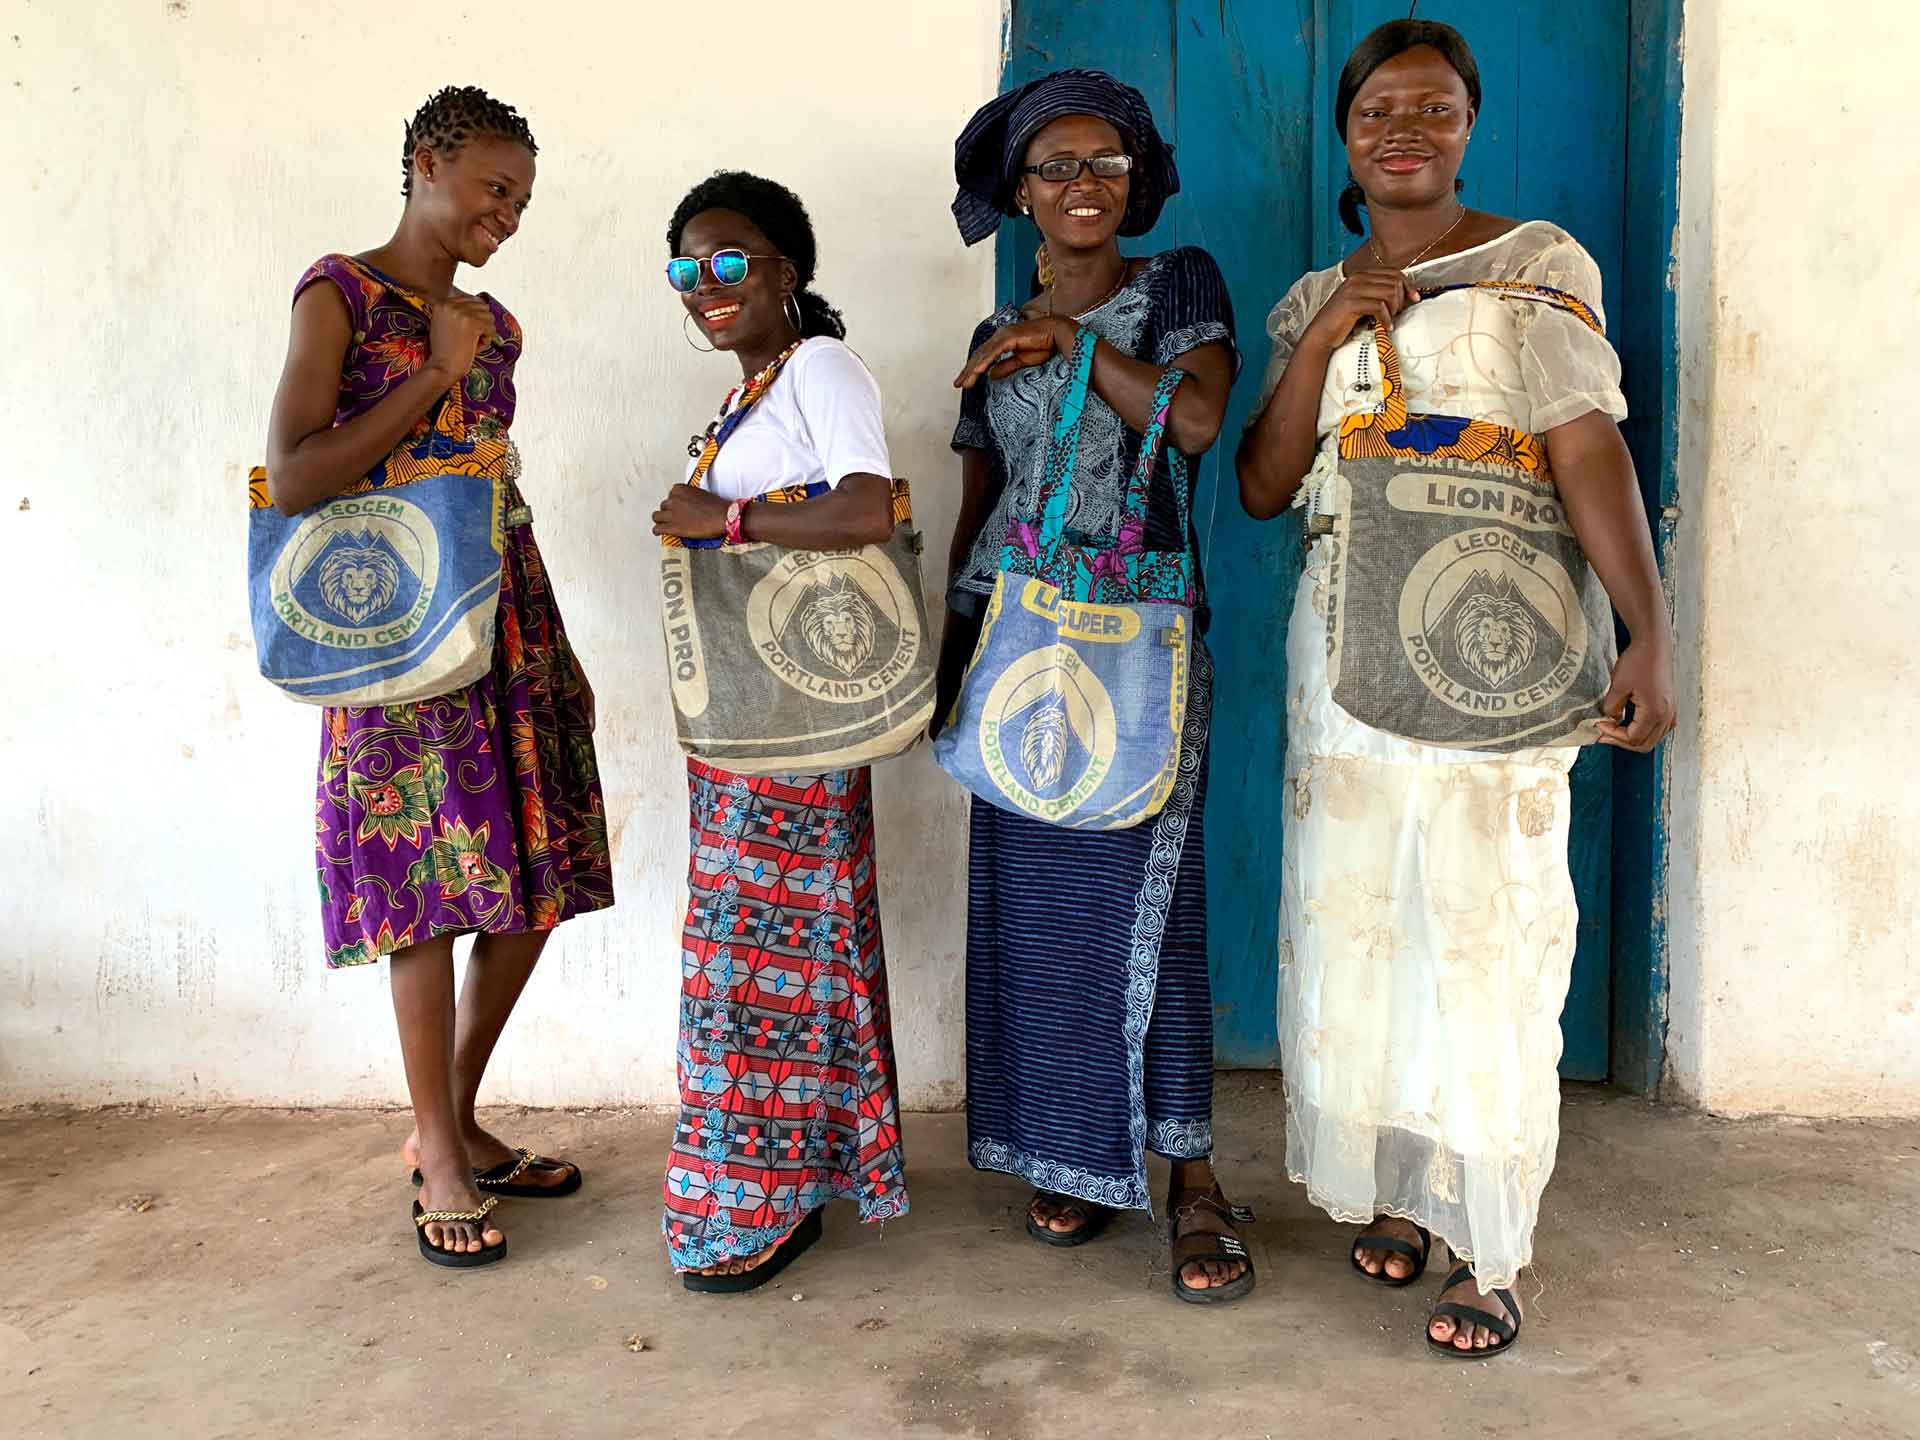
[1016,114,1131,258]
[1344,44,1474,212]
[676,208,797,357]
[411,135,535,268]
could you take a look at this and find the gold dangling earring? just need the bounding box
[682,311,714,353]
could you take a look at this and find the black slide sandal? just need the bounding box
[412,1197,507,1269]
[681,1209,823,1294]
[1426,1263,1522,1359]
[1351,1220,1431,1287]
[1025,1193,1117,1248]
[1168,1192,1257,1305]
[410,1147,584,1199]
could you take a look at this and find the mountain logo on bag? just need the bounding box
[747,550,923,704]
[1397,527,1586,716]
[269,495,440,651]
[980,648,1118,820]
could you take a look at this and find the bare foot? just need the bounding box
[402,1127,577,1193]
[697,1220,801,1278]
[1027,1192,1112,1241]
[414,1151,504,1257]
[1352,1215,1426,1282]
[1429,1267,1522,1352]
[1168,1185,1252,1293]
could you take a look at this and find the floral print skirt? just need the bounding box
[1277,549,1577,1290]
[315,497,613,965]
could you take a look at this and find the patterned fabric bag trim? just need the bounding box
[1322,281,1617,751]
[658,346,934,774]
[246,259,513,708]
[935,326,1195,830]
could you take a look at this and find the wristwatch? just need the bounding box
[724,498,748,546]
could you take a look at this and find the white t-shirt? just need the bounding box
[687,337,893,501]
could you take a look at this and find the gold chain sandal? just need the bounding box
[409,1145,583,1199]
[412,1194,506,1269]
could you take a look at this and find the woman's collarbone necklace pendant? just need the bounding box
[1370,203,1468,271]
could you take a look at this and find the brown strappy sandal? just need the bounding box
[412,1195,506,1269]
[1167,1188,1257,1305]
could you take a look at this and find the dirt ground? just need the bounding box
[5,1078,1918,1439]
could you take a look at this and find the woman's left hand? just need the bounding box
[652,484,728,540]
[955,316,1077,388]
[1595,637,1676,752]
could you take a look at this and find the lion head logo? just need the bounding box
[318,543,402,624]
[799,574,878,677]
[1453,579,1539,687]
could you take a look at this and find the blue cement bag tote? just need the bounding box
[934,328,1196,831]
[247,385,511,708]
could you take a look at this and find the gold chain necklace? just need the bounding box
[1045,258,1130,320]
[1369,204,1468,271]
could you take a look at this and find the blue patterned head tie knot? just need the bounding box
[951,68,1180,246]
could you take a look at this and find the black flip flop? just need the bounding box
[412,1197,507,1269]
[1426,1263,1522,1359]
[1351,1220,1431,1287]
[1167,1191,1257,1305]
[1025,1193,1116,1248]
[681,1209,823,1295]
[410,1147,583,1199]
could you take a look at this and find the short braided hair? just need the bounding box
[400,85,538,198]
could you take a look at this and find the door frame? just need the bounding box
[991,0,1687,1092]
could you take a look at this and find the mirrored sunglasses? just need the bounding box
[665,248,785,293]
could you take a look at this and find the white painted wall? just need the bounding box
[1664,0,1920,1114]
[0,0,1000,1107]
[7,0,1917,1119]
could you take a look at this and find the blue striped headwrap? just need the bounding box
[951,68,1179,246]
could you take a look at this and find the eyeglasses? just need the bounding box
[665,249,786,293]
[1021,154,1134,184]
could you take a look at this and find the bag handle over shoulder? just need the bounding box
[1011,325,1192,585]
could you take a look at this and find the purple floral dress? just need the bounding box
[296,254,614,966]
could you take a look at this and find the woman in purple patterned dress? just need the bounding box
[263,87,614,1267]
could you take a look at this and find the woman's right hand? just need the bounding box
[427,296,498,384]
[1300,265,1422,353]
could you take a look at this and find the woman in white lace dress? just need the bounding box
[1237,20,1675,1357]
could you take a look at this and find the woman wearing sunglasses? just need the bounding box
[944,71,1252,1304]
[650,171,908,1293]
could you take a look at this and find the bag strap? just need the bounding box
[1025,325,1099,566]
[1121,364,1190,541]
[1413,279,1606,337]
[1028,333,1193,581]
[685,339,805,492]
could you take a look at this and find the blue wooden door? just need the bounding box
[997,2,1637,1079]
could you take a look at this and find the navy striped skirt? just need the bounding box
[964,645,1214,1213]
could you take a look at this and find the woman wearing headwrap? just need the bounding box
[943,70,1251,1304]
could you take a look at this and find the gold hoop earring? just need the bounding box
[682,311,714,353]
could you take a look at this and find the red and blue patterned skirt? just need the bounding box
[663,760,908,1270]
